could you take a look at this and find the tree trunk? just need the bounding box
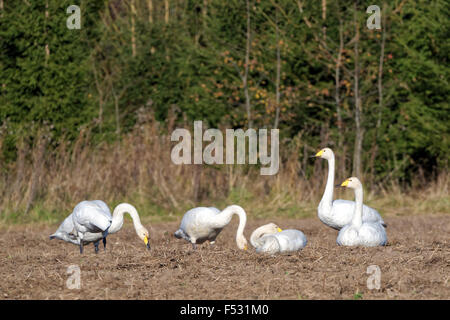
[92,62,104,132]
[322,0,327,40]
[203,0,208,27]
[369,3,387,182]
[131,0,136,57]
[273,7,281,129]
[244,0,252,128]
[335,18,345,181]
[352,3,363,178]
[193,165,201,201]
[165,0,169,24]
[112,87,121,138]
[147,0,153,24]
[45,1,49,63]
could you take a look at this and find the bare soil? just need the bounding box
[0,215,449,299]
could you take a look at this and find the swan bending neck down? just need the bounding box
[336,178,387,247]
[313,148,386,229]
[250,223,307,254]
[174,205,248,250]
[50,201,150,253]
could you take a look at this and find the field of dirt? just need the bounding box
[0,215,449,300]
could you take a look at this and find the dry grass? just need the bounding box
[0,112,448,224]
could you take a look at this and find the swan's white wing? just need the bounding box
[179,207,220,230]
[207,207,220,213]
[177,207,222,243]
[91,200,112,218]
[52,214,75,236]
[359,223,387,246]
[277,229,308,252]
[257,229,307,253]
[274,230,307,252]
[336,224,357,246]
[50,214,79,245]
[337,223,387,247]
[72,200,112,234]
[331,200,385,227]
[256,237,280,254]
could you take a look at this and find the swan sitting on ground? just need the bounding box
[312,148,386,229]
[336,178,387,247]
[50,200,150,253]
[174,205,248,250]
[250,223,307,254]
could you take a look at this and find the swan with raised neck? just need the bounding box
[313,148,386,229]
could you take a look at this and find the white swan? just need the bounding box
[336,177,387,247]
[313,148,386,229]
[50,200,150,253]
[250,223,307,254]
[174,205,248,250]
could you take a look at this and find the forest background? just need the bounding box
[0,0,448,223]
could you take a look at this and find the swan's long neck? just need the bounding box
[250,225,270,248]
[109,203,143,234]
[351,186,364,228]
[218,205,247,244]
[320,153,335,211]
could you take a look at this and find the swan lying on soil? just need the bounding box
[336,178,387,247]
[250,223,307,254]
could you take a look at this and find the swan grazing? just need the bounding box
[250,223,307,254]
[336,178,387,247]
[312,148,386,229]
[174,205,248,250]
[50,200,150,253]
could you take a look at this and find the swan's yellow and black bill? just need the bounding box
[340,179,350,187]
[277,227,283,232]
[144,236,150,249]
[315,149,325,157]
[310,149,324,158]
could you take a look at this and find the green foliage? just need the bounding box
[0,0,448,183]
[0,1,104,160]
[353,292,363,300]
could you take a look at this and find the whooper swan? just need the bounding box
[336,177,387,247]
[174,205,248,250]
[312,148,386,229]
[50,200,150,253]
[250,223,307,254]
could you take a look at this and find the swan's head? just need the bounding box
[314,147,333,160]
[237,235,249,251]
[136,225,151,250]
[340,177,362,189]
[262,223,283,235]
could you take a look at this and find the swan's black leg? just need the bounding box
[79,242,84,254]
[102,227,109,251]
[94,241,99,254]
[191,243,197,250]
